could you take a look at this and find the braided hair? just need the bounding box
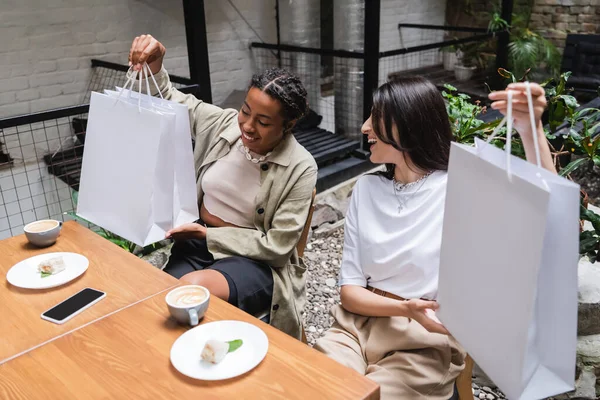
[249,68,308,132]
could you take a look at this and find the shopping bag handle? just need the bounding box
[481,82,541,179]
[143,63,165,100]
[113,68,142,112]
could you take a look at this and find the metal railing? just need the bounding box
[0,66,198,239]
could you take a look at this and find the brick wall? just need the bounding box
[0,0,275,119]
[530,0,600,49]
[445,0,599,50]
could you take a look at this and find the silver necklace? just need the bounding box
[392,171,432,213]
[238,140,272,164]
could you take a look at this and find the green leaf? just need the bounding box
[549,101,566,133]
[41,272,52,278]
[71,190,79,206]
[581,207,600,232]
[558,95,579,113]
[580,232,599,254]
[574,108,600,120]
[443,84,457,92]
[227,339,243,353]
[559,158,589,177]
[497,68,515,82]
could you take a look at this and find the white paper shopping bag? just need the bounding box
[437,86,580,400]
[77,84,177,247]
[104,68,198,227]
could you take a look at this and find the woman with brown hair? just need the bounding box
[315,77,555,398]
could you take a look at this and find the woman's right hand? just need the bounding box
[128,34,166,74]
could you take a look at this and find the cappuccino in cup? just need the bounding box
[169,287,208,306]
[166,285,210,326]
[24,219,63,247]
[26,220,60,232]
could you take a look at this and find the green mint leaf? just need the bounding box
[41,272,52,278]
[227,339,243,353]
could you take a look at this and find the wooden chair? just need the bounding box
[455,355,474,400]
[297,188,317,259]
[298,188,317,344]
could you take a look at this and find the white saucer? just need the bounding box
[6,252,89,289]
[170,320,269,380]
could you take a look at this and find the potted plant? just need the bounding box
[453,42,478,81]
[440,40,460,71]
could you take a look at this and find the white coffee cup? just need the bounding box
[23,219,63,247]
[166,285,210,326]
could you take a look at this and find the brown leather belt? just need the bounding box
[367,286,406,302]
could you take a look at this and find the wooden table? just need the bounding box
[0,221,178,363]
[0,290,380,399]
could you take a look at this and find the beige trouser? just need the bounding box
[314,304,466,400]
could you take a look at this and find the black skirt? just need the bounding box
[163,224,274,321]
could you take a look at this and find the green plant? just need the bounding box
[485,4,561,80]
[65,190,158,256]
[443,84,524,156]
[444,71,600,262]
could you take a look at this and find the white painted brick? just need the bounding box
[2,77,29,91]
[96,30,118,43]
[105,40,131,55]
[39,84,64,98]
[34,61,58,74]
[10,65,35,78]
[29,94,80,113]
[0,92,16,106]
[29,71,74,87]
[56,57,79,71]
[61,82,86,95]
[29,32,70,49]
[75,32,98,45]
[0,38,30,53]
[36,47,66,61]
[16,89,40,102]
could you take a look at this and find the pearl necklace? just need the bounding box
[238,140,272,164]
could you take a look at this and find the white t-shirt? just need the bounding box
[339,171,447,300]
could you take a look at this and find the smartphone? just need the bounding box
[41,288,106,325]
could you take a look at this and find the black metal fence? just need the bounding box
[0,60,198,239]
[250,25,495,151]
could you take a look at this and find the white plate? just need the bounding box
[6,252,89,289]
[170,320,269,380]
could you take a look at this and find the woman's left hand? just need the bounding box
[405,299,450,335]
[488,82,547,143]
[166,223,206,240]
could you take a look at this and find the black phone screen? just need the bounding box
[42,288,105,321]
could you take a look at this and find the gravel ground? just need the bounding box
[301,227,509,400]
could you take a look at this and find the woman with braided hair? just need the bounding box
[129,35,316,339]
